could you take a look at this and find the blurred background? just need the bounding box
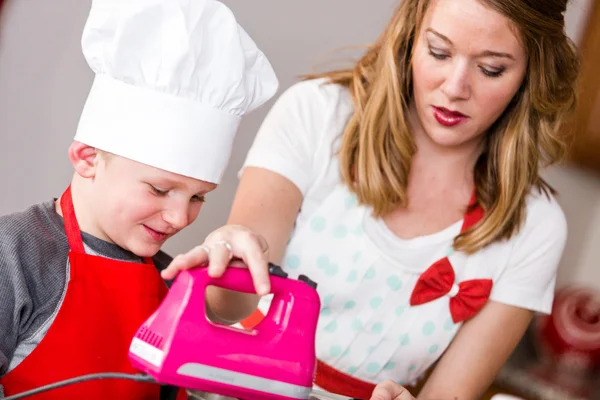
[0,0,598,399]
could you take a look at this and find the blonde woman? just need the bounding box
[165,0,580,398]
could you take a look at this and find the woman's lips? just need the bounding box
[432,106,469,127]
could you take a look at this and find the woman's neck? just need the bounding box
[407,101,483,197]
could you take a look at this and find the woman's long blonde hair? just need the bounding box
[306,0,580,253]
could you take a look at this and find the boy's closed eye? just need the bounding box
[147,184,206,202]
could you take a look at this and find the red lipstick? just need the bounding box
[433,106,469,127]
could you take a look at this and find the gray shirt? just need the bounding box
[0,200,176,398]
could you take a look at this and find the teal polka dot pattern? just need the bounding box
[429,344,439,354]
[330,345,342,357]
[365,266,376,279]
[352,251,362,262]
[386,275,403,291]
[395,305,406,316]
[317,256,330,269]
[366,363,381,373]
[323,295,334,306]
[368,345,376,354]
[345,195,358,209]
[333,225,348,238]
[383,362,396,371]
[320,308,331,317]
[285,254,300,269]
[399,334,410,346]
[311,216,327,232]
[447,248,455,257]
[444,317,455,331]
[347,270,358,283]
[351,318,363,331]
[371,322,384,334]
[316,256,338,276]
[342,347,350,357]
[370,296,383,310]
[422,321,435,336]
[324,321,337,333]
[326,265,339,276]
[408,364,417,372]
[344,300,356,310]
[347,366,359,374]
[353,225,364,236]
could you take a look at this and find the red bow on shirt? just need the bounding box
[409,257,493,323]
[409,195,492,323]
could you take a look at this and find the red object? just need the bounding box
[0,186,186,400]
[314,361,376,399]
[432,106,469,127]
[409,193,490,323]
[536,286,600,371]
[409,258,493,323]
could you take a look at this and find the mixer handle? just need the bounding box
[190,264,285,295]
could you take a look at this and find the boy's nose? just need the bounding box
[163,205,189,229]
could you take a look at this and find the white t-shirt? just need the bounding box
[240,78,567,385]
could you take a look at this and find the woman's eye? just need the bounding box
[480,66,505,78]
[428,49,449,60]
[191,195,206,203]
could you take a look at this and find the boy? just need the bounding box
[0,0,278,398]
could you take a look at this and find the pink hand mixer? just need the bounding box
[128,263,321,400]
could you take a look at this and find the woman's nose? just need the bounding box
[440,61,471,101]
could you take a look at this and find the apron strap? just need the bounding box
[460,190,484,232]
[315,360,376,399]
[60,185,155,266]
[60,185,85,253]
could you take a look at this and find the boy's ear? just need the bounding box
[68,141,100,178]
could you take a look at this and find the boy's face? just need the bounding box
[83,150,216,257]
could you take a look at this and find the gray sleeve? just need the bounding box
[0,204,69,381]
[0,217,29,378]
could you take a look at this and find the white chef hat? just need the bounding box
[74,0,279,184]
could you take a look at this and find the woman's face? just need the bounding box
[410,0,528,150]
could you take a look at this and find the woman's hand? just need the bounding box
[160,224,271,296]
[370,381,416,400]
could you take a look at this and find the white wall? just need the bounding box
[0,0,597,289]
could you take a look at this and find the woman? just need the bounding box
[165,0,580,398]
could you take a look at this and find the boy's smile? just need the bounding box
[66,142,217,258]
[143,225,169,243]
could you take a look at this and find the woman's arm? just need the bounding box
[417,301,532,400]
[205,166,304,323]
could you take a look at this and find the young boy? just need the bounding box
[0,0,278,399]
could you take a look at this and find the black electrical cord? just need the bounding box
[2,373,366,400]
[3,372,158,400]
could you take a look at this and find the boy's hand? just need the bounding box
[370,381,416,400]
[160,224,271,295]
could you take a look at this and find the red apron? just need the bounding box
[1,186,183,400]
